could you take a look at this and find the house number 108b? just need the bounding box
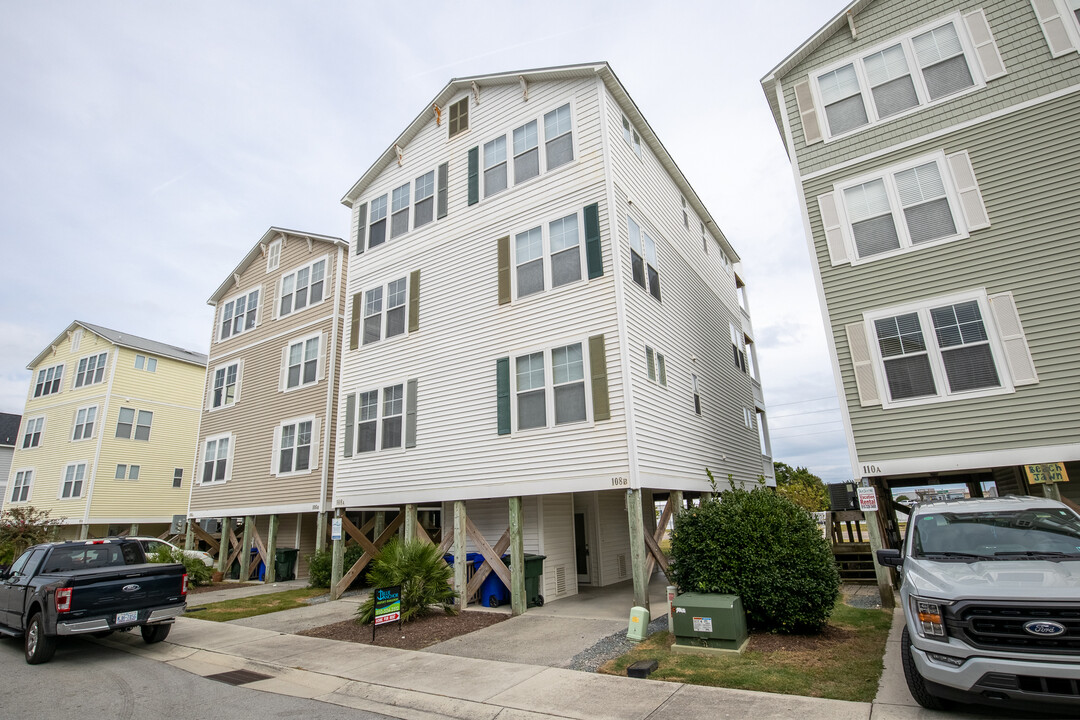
[611,476,629,487]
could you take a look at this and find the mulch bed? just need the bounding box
[187,581,259,595]
[748,623,855,652]
[299,609,508,651]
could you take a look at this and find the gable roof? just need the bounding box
[760,0,868,142]
[207,226,346,305]
[28,321,208,370]
[341,61,740,262]
[0,412,20,447]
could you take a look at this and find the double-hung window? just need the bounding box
[391,182,410,239]
[354,384,406,452]
[512,213,584,299]
[173,468,183,488]
[22,417,44,449]
[284,334,320,390]
[279,257,326,317]
[811,15,993,140]
[513,120,539,184]
[627,216,661,301]
[276,417,314,474]
[116,407,153,440]
[134,354,157,372]
[201,434,231,484]
[513,342,588,431]
[414,170,435,228]
[72,406,97,441]
[484,136,508,197]
[867,293,1010,406]
[211,361,240,409]
[368,194,388,249]
[34,364,63,397]
[220,288,260,340]
[11,470,33,502]
[114,464,139,480]
[544,103,574,170]
[622,115,641,157]
[645,346,667,386]
[362,277,408,344]
[61,462,86,499]
[75,352,107,388]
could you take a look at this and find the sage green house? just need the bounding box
[762,0,1080,508]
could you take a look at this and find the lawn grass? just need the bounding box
[599,602,892,703]
[188,588,328,622]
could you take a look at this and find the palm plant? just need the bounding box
[357,538,458,624]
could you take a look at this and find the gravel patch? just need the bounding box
[568,614,669,673]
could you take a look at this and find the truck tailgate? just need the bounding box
[51,564,186,618]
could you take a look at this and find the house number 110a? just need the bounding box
[611,476,629,487]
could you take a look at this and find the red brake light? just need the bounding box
[56,587,73,613]
[181,573,188,596]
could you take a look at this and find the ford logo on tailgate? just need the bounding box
[1023,620,1066,637]
[122,584,141,593]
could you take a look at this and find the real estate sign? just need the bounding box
[374,585,401,626]
[857,487,879,512]
[1024,463,1070,485]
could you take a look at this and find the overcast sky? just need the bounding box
[0,0,856,482]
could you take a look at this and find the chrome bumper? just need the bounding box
[56,604,186,636]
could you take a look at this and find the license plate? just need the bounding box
[115,611,138,624]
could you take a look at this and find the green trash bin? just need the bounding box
[275,548,298,582]
[509,554,546,608]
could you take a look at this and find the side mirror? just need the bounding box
[876,549,903,568]
[0,566,9,580]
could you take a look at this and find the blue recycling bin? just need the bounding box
[479,556,510,608]
[251,548,265,581]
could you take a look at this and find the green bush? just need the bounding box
[149,545,214,586]
[669,485,840,633]
[357,538,457,624]
[0,506,63,563]
[307,544,371,589]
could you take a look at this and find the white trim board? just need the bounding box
[857,442,1080,478]
[188,502,322,519]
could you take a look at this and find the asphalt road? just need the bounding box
[0,633,393,720]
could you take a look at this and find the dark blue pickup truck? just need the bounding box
[0,538,187,663]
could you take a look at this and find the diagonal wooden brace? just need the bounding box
[645,498,674,580]
[334,511,405,596]
[465,520,512,596]
[191,522,221,555]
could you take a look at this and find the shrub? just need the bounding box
[357,538,457,624]
[0,506,63,563]
[149,545,214,586]
[308,544,372,589]
[669,485,840,633]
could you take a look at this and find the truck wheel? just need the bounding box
[24,613,57,665]
[901,626,947,710]
[140,624,171,644]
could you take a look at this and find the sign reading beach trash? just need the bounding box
[373,585,402,641]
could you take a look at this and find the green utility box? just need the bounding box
[275,548,298,582]
[671,592,748,655]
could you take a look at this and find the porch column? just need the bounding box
[184,520,194,550]
[509,497,526,616]
[374,511,385,538]
[217,517,231,574]
[700,492,713,503]
[404,503,418,543]
[626,488,650,612]
[239,516,254,582]
[669,490,683,512]
[330,508,345,600]
[78,524,90,540]
[863,481,895,610]
[315,511,327,553]
[130,523,140,537]
[1042,482,1063,501]
[454,501,468,608]
[264,514,280,584]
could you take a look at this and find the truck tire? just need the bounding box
[140,623,171,644]
[24,613,57,665]
[901,626,947,710]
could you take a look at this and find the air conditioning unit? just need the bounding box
[200,518,221,534]
[829,482,859,511]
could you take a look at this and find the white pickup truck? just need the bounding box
[877,495,1079,716]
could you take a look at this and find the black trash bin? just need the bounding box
[275,548,298,581]
[505,554,546,608]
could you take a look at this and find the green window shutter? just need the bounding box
[405,379,418,448]
[437,162,449,219]
[589,335,610,421]
[496,357,511,435]
[355,202,367,255]
[408,270,420,333]
[497,236,511,305]
[343,393,356,457]
[584,203,603,279]
[467,147,479,206]
[349,293,361,350]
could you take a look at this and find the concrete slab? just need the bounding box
[526,576,671,622]
[93,631,200,663]
[492,709,570,720]
[652,684,871,720]
[168,648,257,677]
[486,666,679,720]
[244,666,351,699]
[166,616,282,651]
[350,650,545,702]
[321,679,502,720]
[227,597,363,633]
[216,632,343,664]
[876,608,918,707]
[286,642,416,676]
[425,613,626,668]
[870,703,991,719]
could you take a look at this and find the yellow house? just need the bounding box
[3,321,207,539]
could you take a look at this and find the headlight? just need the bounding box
[910,595,949,640]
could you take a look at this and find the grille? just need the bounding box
[951,603,1080,655]
[978,673,1080,698]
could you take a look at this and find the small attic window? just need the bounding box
[449,98,469,138]
[267,238,282,272]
